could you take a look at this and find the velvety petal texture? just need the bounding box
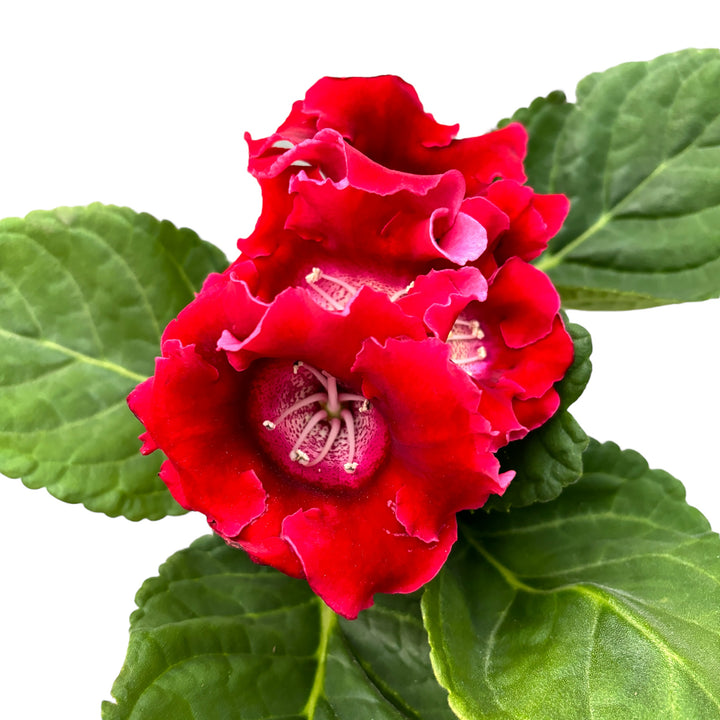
[129,75,574,618]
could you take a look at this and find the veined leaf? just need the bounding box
[0,204,228,519]
[423,440,720,719]
[506,49,720,309]
[102,534,455,720]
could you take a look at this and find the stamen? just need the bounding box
[290,159,313,168]
[340,408,356,473]
[304,267,359,311]
[390,281,415,302]
[304,417,341,467]
[295,362,329,389]
[449,320,484,340]
[264,392,327,430]
[305,282,344,311]
[261,363,371,476]
[305,267,357,294]
[453,346,488,365]
[289,410,327,462]
[271,140,295,150]
[338,392,367,404]
[449,330,485,341]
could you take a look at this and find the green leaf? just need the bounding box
[508,49,720,309]
[0,204,228,519]
[556,320,592,411]
[483,320,591,512]
[423,439,720,720]
[102,535,455,720]
[486,410,587,513]
[499,89,574,194]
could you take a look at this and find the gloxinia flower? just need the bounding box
[129,75,574,617]
[233,75,572,443]
[242,75,568,270]
[129,271,511,618]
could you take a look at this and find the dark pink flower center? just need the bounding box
[248,359,389,490]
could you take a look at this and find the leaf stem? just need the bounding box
[303,601,337,718]
[535,211,611,272]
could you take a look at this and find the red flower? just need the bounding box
[129,274,510,618]
[129,76,573,617]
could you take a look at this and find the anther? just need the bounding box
[291,449,310,464]
[344,462,358,474]
[454,346,488,365]
[271,140,295,150]
[449,320,485,341]
[263,420,276,430]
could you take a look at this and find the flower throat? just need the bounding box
[249,359,389,490]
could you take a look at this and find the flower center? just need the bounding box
[303,265,410,311]
[249,359,389,490]
[304,267,358,310]
[449,317,488,373]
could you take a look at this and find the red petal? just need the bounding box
[161,272,267,355]
[485,181,570,264]
[396,266,487,338]
[282,501,457,619]
[302,76,459,166]
[485,258,561,348]
[134,340,268,538]
[231,285,426,381]
[354,337,508,541]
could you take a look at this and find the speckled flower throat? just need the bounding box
[249,360,389,489]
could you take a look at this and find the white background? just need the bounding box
[1,1,718,717]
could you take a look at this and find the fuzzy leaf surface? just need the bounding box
[0,204,228,519]
[423,440,720,719]
[102,535,455,720]
[507,49,720,309]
